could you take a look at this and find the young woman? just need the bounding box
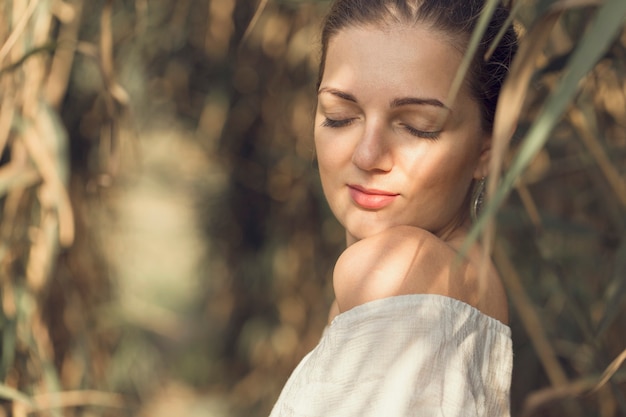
[270,1,518,416]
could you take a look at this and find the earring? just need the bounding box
[471,177,486,223]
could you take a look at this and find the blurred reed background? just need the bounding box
[0,0,624,416]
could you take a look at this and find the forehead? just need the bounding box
[321,24,469,107]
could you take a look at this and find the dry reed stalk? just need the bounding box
[569,106,626,210]
[45,0,84,109]
[493,241,570,387]
[0,0,38,64]
[28,390,126,413]
[470,1,572,310]
[0,88,15,156]
[1,0,73,412]
[240,0,270,48]
[515,183,542,231]
[479,0,607,277]
[521,372,626,417]
[0,4,131,415]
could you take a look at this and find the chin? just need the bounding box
[345,220,396,241]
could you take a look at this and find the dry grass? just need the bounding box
[0,1,624,416]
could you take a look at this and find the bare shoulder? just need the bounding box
[333,226,450,312]
[333,225,508,323]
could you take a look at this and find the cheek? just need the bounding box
[403,144,478,193]
[314,134,339,192]
[314,128,351,178]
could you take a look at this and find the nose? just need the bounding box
[352,120,393,172]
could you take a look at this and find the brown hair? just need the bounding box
[318,0,518,133]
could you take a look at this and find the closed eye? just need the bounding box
[321,117,355,128]
[402,124,441,140]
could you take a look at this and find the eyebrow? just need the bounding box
[391,97,450,112]
[317,87,357,102]
[318,87,450,112]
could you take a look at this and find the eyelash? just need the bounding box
[401,124,441,140]
[321,117,440,140]
[321,117,354,128]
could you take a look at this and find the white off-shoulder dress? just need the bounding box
[269,294,512,417]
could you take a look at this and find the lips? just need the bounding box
[348,184,399,210]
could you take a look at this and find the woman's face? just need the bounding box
[315,24,490,245]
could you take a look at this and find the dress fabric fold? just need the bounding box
[269,294,512,417]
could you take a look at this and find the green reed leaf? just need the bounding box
[465,0,626,252]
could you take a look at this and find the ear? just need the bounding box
[473,133,492,179]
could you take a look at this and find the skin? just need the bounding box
[315,24,508,324]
